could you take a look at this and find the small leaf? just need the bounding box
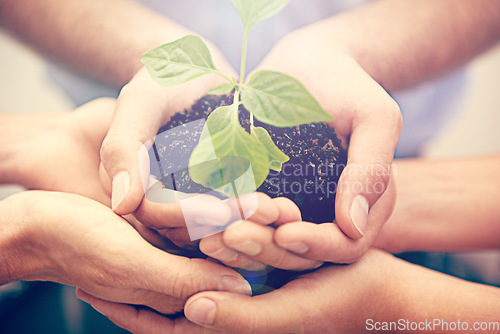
[207,82,236,95]
[141,35,220,87]
[242,70,333,127]
[205,105,233,133]
[252,127,289,171]
[189,111,270,197]
[231,0,290,32]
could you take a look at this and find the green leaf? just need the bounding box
[231,0,290,32]
[189,108,270,197]
[207,82,236,95]
[252,127,289,171]
[242,70,333,127]
[141,35,221,87]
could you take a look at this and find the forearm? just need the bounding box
[377,155,500,253]
[291,0,500,91]
[382,257,500,333]
[0,0,231,87]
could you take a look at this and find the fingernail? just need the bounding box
[232,241,262,256]
[186,298,216,325]
[219,276,252,295]
[112,171,130,211]
[279,242,309,254]
[350,195,370,238]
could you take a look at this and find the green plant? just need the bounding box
[141,0,332,197]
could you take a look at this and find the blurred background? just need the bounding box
[1,26,500,333]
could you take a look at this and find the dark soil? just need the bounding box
[150,94,347,294]
[151,94,347,224]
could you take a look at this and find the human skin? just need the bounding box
[2,0,499,263]
[77,249,500,334]
[200,0,500,264]
[0,99,256,314]
[77,155,500,333]
[374,155,500,253]
[0,0,237,216]
[0,190,254,315]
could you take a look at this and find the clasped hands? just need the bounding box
[3,27,402,333]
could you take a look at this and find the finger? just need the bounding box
[101,70,172,215]
[221,221,321,270]
[225,192,279,225]
[136,187,232,230]
[162,227,199,249]
[124,214,176,251]
[184,291,303,333]
[277,171,397,263]
[200,233,267,271]
[133,250,252,299]
[99,163,112,196]
[275,221,369,263]
[272,197,302,225]
[335,98,402,240]
[76,289,207,334]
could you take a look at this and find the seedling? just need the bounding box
[142,0,332,197]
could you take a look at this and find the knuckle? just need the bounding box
[99,134,122,163]
[370,162,392,187]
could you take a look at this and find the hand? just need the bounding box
[245,27,401,263]
[75,250,395,333]
[199,193,323,271]
[100,53,237,217]
[76,249,500,334]
[0,191,252,315]
[1,98,115,204]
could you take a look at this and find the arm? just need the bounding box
[0,0,231,87]
[277,0,500,91]
[376,155,500,253]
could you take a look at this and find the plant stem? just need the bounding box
[232,89,240,125]
[239,28,251,131]
[239,29,249,84]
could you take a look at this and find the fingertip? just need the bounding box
[111,170,145,215]
[272,197,302,225]
[185,297,217,326]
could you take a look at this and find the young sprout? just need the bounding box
[141,0,332,197]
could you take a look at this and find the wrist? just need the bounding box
[0,114,23,184]
[0,192,54,285]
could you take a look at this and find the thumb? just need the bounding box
[100,80,165,215]
[335,102,402,240]
[184,291,303,333]
[100,129,152,215]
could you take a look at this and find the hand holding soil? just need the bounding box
[251,28,402,263]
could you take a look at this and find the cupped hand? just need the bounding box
[4,190,252,315]
[75,250,406,333]
[244,27,402,263]
[100,53,237,217]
